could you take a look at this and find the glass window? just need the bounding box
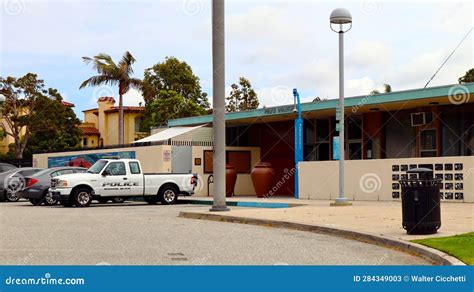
[420,129,437,157]
[83,138,88,146]
[316,119,330,142]
[129,162,141,174]
[347,116,362,140]
[19,169,42,176]
[51,169,74,177]
[441,105,474,156]
[348,143,362,160]
[1,165,16,172]
[88,160,108,174]
[104,162,126,176]
[135,116,145,132]
[385,111,417,158]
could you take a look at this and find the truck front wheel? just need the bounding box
[159,185,178,205]
[73,188,92,207]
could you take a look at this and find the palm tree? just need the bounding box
[80,51,142,145]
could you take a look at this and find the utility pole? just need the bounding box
[210,0,229,212]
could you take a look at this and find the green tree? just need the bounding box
[370,83,392,95]
[80,51,142,145]
[24,89,82,157]
[458,68,474,83]
[141,90,204,129]
[226,77,259,112]
[0,74,81,159]
[142,56,209,109]
[0,74,46,159]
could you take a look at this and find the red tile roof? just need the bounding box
[61,101,75,107]
[103,106,145,114]
[79,123,100,135]
[98,96,116,103]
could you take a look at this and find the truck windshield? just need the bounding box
[87,160,108,174]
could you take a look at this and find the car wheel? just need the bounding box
[97,198,109,204]
[159,186,178,205]
[29,198,42,206]
[43,192,58,206]
[6,190,19,202]
[112,197,125,203]
[144,196,158,205]
[72,188,92,207]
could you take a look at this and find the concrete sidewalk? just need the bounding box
[182,197,472,240]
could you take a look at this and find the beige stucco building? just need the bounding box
[80,97,147,148]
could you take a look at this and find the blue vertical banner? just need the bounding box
[333,136,340,160]
[293,89,303,199]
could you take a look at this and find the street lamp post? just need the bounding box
[210,0,229,212]
[330,8,352,206]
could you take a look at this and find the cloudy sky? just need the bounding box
[0,0,473,119]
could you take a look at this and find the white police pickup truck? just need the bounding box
[49,159,197,207]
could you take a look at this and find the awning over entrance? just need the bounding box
[132,125,205,143]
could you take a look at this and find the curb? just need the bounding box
[182,199,304,208]
[178,211,466,266]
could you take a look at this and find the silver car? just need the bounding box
[18,167,87,206]
[0,168,44,202]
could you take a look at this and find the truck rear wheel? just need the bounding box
[159,185,178,205]
[72,188,92,207]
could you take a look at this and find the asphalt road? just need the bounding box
[0,201,430,265]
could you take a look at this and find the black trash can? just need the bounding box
[399,168,441,235]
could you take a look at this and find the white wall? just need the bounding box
[299,156,474,203]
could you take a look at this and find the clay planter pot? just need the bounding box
[226,164,237,198]
[251,162,275,198]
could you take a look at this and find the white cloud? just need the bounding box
[123,88,145,106]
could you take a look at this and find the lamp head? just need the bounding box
[330,8,352,24]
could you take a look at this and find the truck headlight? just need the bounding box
[57,180,68,188]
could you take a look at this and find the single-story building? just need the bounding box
[167,83,474,202]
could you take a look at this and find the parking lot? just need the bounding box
[0,201,430,265]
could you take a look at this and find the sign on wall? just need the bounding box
[47,151,136,168]
[333,137,340,160]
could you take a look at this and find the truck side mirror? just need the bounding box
[101,170,108,177]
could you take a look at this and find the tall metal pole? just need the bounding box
[330,8,352,206]
[210,0,229,212]
[335,30,347,204]
[332,27,351,206]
